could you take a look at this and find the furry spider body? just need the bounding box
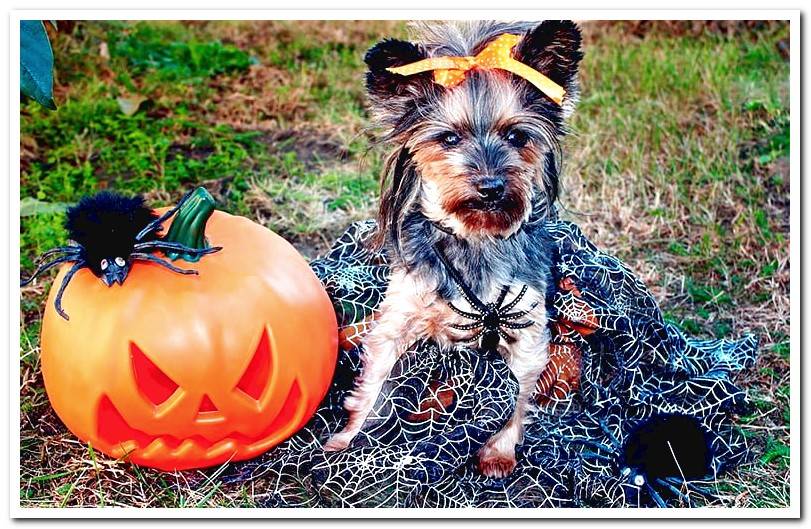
[21,190,221,320]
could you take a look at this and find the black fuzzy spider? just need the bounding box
[21,190,221,320]
[573,414,715,507]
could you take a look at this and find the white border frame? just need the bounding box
[8,9,801,519]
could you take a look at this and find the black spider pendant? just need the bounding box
[447,284,537,351]
[433,244,537,351]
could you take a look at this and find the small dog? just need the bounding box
[324,20,583,478]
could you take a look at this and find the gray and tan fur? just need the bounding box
[324,20,583,478]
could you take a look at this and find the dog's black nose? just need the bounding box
[476,178,505,202]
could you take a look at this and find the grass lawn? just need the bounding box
[19,20,790,508]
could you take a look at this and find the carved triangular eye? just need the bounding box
[130,342,179,406]
[235,328,272,401]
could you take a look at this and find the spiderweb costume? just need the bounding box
[226,219,758,508]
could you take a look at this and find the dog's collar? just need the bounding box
[431,240,537,352]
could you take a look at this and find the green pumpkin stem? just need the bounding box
[164,187,215,262]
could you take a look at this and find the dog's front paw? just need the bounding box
[323,431,356,452]
[477,444,517,478]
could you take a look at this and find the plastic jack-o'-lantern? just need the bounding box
[30,188,338,471]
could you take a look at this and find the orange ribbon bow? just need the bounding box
[386,34,565,105]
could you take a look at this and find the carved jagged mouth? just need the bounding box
[96,380,304,458]
[96,328,311,461]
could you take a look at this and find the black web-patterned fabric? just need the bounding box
[226,220,759,508]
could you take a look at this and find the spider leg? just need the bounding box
[494,285,510,307]
[500,309,532,321]
[644,482,668,508]
[135,189,195,242]
[21,255,79,286]
[579,449,613,462]
[497,328,516,344]
[448,321,484,331]
[597,418,623,449]
[130,253,198,275]
[662,476,714,496]
[500,298,539,320]
[654,478,693,507]
[35,245,81,263]
[461,328,485,344]
[447,301,483,321]
[572,437,615,454]
[452,284,489,313]
[133,241,222,255]
[53,261,85,320]
[500,320,534,330]
[499,284,529,313]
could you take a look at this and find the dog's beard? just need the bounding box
[419,181,531,238]
[451,196,529,237]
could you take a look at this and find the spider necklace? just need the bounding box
[431,239,537,352]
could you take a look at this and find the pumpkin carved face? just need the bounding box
[40,206,338,471]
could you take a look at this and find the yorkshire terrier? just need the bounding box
[323,20,583,478]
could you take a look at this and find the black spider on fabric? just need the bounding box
[20,189,221,320]
[622,413,713,482]
[433,243,537,351]
[572,414,716,507]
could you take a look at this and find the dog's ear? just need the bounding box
[514,20,583,108]
[365,39,441,131]
[372,147,420,253]
[365,38,431,98]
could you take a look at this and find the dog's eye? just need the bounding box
[439,132,461,147]
[505,129,529,148]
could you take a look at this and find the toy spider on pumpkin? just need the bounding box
[21,189,222,320]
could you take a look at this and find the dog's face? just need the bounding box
[405,73,553,237]
[366,21,582,242]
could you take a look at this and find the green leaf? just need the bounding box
[20,197,69,217]
[20,21,56,110]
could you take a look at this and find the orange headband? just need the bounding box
[386,34,565,105]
